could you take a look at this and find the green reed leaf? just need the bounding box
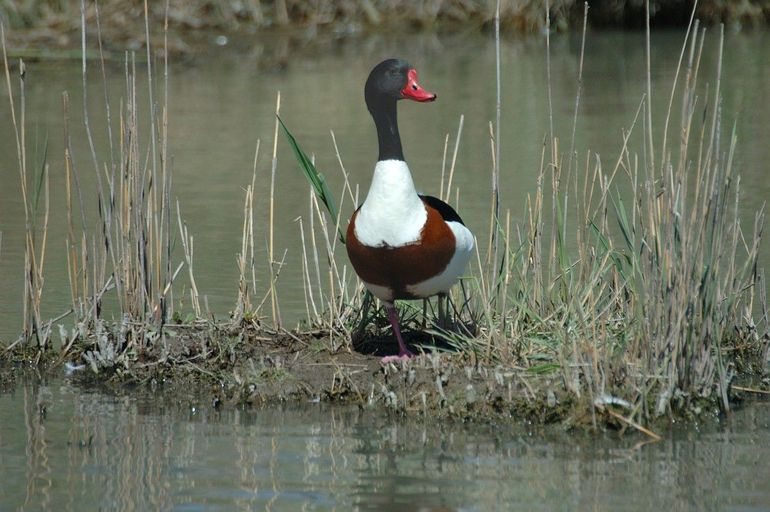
[278,116,345,243]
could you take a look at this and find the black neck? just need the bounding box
[368,95,404,162]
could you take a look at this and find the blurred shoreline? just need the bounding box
[1,0,768,59]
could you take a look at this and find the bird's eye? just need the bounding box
[412,84,418,90]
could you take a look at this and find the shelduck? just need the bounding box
[346,58,474,362]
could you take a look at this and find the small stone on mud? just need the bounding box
[466,384,476,404]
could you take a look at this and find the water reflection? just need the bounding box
[1,374,769,510]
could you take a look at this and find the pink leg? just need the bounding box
[381,303,414,363]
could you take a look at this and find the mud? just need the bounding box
[5,321,767,435]
[2,324,590,426]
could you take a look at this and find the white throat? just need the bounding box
[354,160,427,247]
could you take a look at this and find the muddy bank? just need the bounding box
[5,323,765,436]
[2,0,769,59]
[6,325,571,422]
[589,0,770,28]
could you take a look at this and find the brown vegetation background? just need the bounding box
[1,1,768,56]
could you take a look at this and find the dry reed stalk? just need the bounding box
[645,0,655,165]
[732,385,770,395]
[330,130,362,331]
[269,92,282,328]
[606,409,662,441]
[1,25,21,294]
[73,1,112,334]
[309,192,344,344]
[439,133,449,201]
[2,24,51,346]
[659,4,698,170]
[234,141,261,324]
[297,215,319,322]
[34,163,51,346]
[545,0,554,147]
[563,2,588,253]
[176,203,201,317]
[443,114,464,203]
[248,155,259,304]
[329,130,358,210]
[161,1,173,322]
[499,209,511,340]
[308,189,325,318]
[78,0,179,345]
[485,121,497,266]
[63,92,85,321]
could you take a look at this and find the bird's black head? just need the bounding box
[364,59,436,109]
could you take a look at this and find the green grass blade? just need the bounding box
[526,362,561,374]
[31,135,49,217]
[278,116,345,243]
[611,193,634,251]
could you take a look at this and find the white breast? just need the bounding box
[354,160,427,247]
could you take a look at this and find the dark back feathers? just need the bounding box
[420,195,465,225]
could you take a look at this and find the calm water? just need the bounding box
[0,374,769,510]
[1,30,769,340]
